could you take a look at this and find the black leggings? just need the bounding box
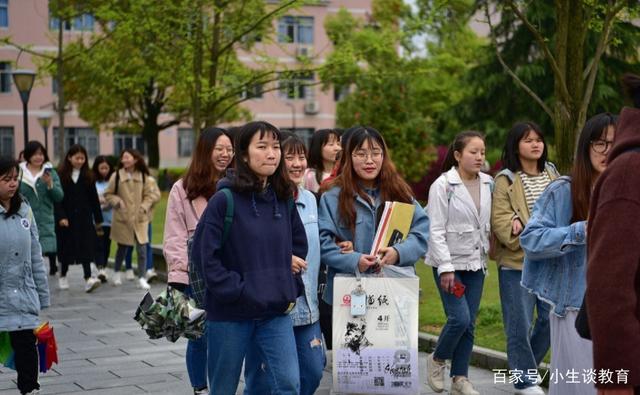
[9,330,39,395]
[46,253,57,275]
[95,226,112,269]
[61,260,92,279]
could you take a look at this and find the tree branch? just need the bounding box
[483,3,553,118]
[503,0,571,105]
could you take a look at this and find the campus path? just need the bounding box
[0,265,529,394]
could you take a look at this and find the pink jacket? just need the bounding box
[162,179,207,285]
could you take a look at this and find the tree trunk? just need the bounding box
[56,15,66,162]
[192,0,203,136]
[142,121,160,169]
[205,1,223,127]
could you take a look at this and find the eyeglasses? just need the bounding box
[590,139,613,154]
[352,149,383,161]
[214,146,234,155]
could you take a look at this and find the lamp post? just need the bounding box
[38,114,52,152]
[12,70,36,147]
[284,101,296,131]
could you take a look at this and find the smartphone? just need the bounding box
[451,281,466,298]
[43,167,51,175]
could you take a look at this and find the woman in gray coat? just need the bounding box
[0,156,50,395]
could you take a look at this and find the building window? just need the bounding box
[334,85,349,102]
[53,127,100,158]
[52,77,59,94]
[0,127,14,158]
[278,72,314,100]
[178,128,194,157]
[281,128,314,148]
[49,12,94,31]
[239,83,263,100]
[0,62,11,93]
[113,133,145,156]
[0,0,8,28]
[278,16,313,44]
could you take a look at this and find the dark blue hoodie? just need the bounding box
[192,176,308,321]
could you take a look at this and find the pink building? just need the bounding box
[0,0,371,167]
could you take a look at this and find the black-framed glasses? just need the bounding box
[590,139,613,154]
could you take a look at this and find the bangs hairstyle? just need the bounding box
[0,156,22,217]
[58,144,93,185]
[308,128,342,184]
[119,148,150,176]
[232,121,295,200]
[23,141,49,165]
[501,122,548,172]
[442,131,485,173]
[92,155,114,182]
[282,134,308,157]
[182,127,231,201]
[570,112,617,222]
[331,126,413,235]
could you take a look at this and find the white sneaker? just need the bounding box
[138,277,150,290]
[451,377,480,395]
[515,385,545,394]
[125,269,135,280]
[145,268,158,282]
[113,272,122,286]
[97,269,108,283]
[25,389,40,395]
[426,353,446,393]
[85,277,101,293]
[58,276,69,290]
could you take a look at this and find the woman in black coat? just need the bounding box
[55,144,103,293]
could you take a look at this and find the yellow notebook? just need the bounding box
[370,201,415,256]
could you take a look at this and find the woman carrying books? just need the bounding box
[317,126,429,308]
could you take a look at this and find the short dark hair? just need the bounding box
[282,134,308,157]
[0,156,22,217]
[232,121,295,200]
[501,122,548,172]
[23,141,49,165]
[442,131,485,173]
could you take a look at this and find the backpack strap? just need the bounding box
[220,188,234,244]
[115,170,120,195]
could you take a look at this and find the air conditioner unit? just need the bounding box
[304,100,320,115]
[295,46,312,58]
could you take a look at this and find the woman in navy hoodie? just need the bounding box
[192,121,308,395]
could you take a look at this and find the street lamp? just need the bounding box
[38,114,52,152]
[12,69,37,147]
[284,101,296,131]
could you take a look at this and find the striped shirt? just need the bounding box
[519,170,552,213]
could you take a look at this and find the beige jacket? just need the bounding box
[490,164,559,269]
[104,169,161,246]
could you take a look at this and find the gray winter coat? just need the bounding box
[0,201,50,331]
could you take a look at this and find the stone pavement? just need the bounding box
[0,265,530,394]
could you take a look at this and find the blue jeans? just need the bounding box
[186,334,207,390]
[432,268,485,377]
[499,268,550,389]
[124,224,154,271]
[244,321,325,395]
[206,316,300,395]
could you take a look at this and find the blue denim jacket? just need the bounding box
[289,188,321,326]
[318,186,429,305]
[520,177,588,317]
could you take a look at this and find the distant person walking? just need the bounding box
[55,144,104,293]
[0,156,50,395]
[93,155,115,282]
[18,141,64,280]
[104,149,160,290]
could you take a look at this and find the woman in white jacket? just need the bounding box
[425,131,493,395]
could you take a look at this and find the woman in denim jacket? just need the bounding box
[425,131,493,395]
[244,135,326,395]
[318,127,429,307]
[520,113,617,395]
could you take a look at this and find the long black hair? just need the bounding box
[501,122,548,172]
[232,121,294,200]
[0,156,23,218]
[442,131,485,173]
[92,155,115,182]
[307,128,342,184]
[58,144,93,186]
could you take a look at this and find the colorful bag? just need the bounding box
[34,322,58,373]
[0,332,15,369]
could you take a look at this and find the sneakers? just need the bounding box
[25,389,40,395]
[145,268,158,282]
[112,272,122,286]
[451,377,480,395]
[125,269,135,281]
[515,385,545,394]
[426,353,447,393]
[193,387,208,395]
[97,269,108,283]
[138,277,151,290]
[85,277,101,293]
[58,276,69,290]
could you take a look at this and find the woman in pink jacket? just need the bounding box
[162,127,233,395]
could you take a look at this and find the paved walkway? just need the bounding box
[0,266,527,394]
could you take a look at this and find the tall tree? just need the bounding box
[480,0,640,171]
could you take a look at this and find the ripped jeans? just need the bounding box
[244,320,325,395]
